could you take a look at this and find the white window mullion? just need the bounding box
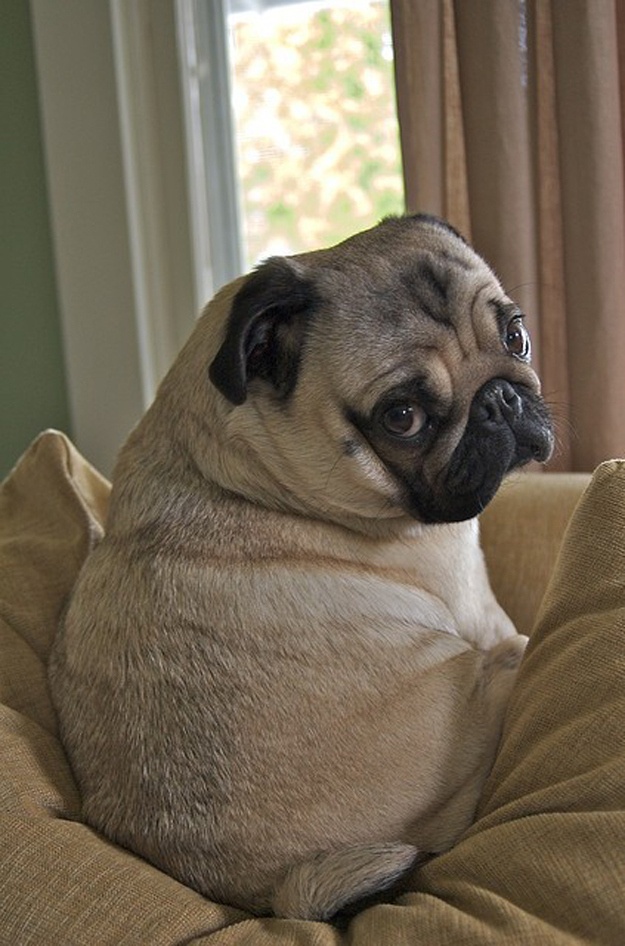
[176,0,245,299]
[111,0,198,399]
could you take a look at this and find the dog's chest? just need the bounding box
[354,521,513,648]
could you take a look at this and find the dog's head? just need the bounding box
[202,215,553,528]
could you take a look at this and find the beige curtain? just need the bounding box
[391,0,625,472]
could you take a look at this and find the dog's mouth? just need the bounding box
[405,380,554,524]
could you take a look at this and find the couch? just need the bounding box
[1,430,623,945]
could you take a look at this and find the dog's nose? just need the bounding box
[470,380,522,429]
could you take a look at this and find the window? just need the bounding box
[30,1,404,473]
[178,0,404,299]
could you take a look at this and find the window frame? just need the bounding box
[31,0,399,473]
[31,0,200,475]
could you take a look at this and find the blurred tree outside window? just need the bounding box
[226,0,405,268]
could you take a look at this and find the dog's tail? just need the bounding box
[271,842,421,921]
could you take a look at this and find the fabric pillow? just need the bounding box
[0,432,252,946]
[349,459,625,944]
[479,469,590,635]
[2,432,623,945]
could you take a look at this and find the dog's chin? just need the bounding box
[406,426,553,525]
[410,474,505,525]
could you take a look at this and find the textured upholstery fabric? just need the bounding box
[0,433,246,945]
[353,459,625,944]
[1,431,623,945]
[479,469,590,635]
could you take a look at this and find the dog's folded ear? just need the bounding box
[209,257,317,405]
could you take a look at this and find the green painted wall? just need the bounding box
[0,0,71,479]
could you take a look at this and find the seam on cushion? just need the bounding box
[0,619,52,718]
[0,705,81,819]
[595,458,625,475]
[53,431,107,546]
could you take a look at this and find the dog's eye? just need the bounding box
[381,404,427,438]
[505,317,531,360]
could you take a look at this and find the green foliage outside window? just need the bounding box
[229,1,405,267]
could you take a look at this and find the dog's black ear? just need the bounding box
[209,257,316,405]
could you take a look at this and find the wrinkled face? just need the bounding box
[208,214,554,525]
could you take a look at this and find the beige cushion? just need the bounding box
[480,470,591,635]
[1,431,623,944]
[351,460,625,944]
[0,433,247,945]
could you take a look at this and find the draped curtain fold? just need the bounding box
[391,0,625,471]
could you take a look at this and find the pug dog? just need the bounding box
[49,214,553,922]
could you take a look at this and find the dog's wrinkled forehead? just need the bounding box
[296,216,507,384]
[307,214,499,327]
[208,214,507,407]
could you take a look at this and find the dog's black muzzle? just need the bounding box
[415,379,554,523]
[469,379,553,466]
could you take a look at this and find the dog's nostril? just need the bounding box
[482,398,501,424]
[471,380,522,428]
[500,381,522,415]
[500,381,518,404]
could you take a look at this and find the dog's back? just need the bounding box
[49,217,546,919]
[50,427,523,918]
